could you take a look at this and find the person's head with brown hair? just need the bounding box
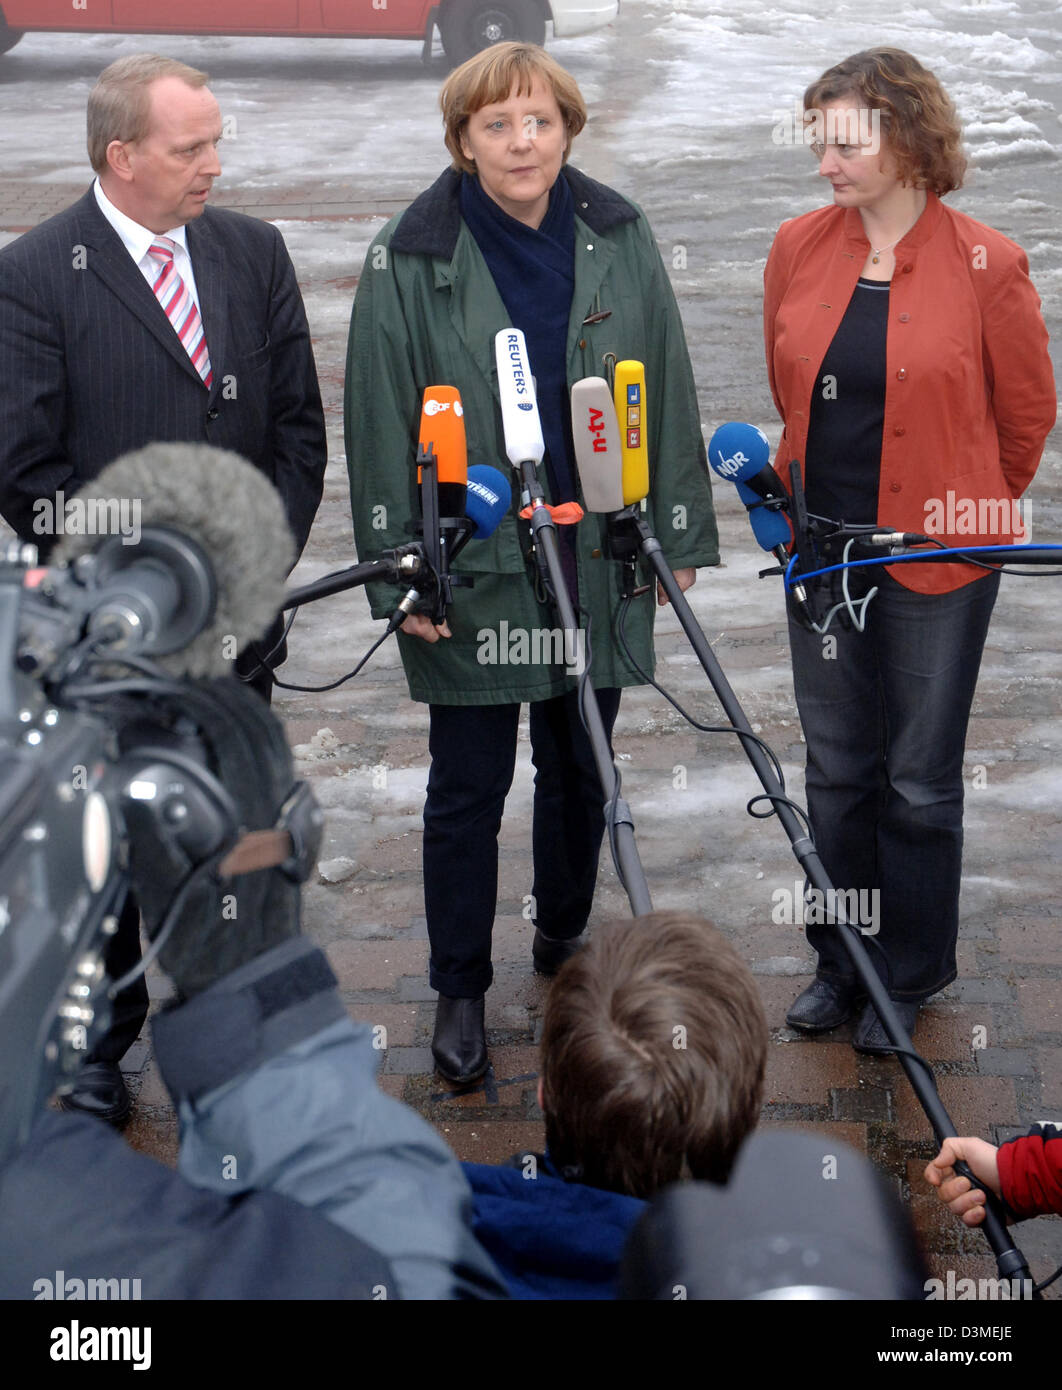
[539,912,767,1199]
[803,47,966,196]
[88,54,211,174]
[440,41,587,177]
[89,54,222,234]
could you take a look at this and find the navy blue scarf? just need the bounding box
[460,172,577,502]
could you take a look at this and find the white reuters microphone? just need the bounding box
[494,328,545,469]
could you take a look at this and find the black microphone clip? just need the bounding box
[416,442,475,625]
[784,462,817,626]
[603,505,652,600]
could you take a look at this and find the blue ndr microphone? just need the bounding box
[707,422,810,616]
[706,421,792,553]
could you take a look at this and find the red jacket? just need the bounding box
[763,193,1057,593]
[997,1124,1062,1220]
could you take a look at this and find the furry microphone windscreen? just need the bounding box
[53,443,294,678]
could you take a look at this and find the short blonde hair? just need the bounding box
[88,54,210,173]
[440,42,587,175]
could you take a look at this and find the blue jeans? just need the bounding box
[787,566,1000,1000]
[424,688,621,998]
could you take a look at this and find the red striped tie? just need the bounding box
[147,237,213,389]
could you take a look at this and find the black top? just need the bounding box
[804,277,890,526]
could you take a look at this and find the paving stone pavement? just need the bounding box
[7,177,1059,1298]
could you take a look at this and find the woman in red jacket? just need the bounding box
[764,48,1056,1052]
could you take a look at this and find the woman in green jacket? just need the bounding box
[345,43,718,1085]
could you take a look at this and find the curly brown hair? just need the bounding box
[803,47,966,195]
[540,912,767,1199]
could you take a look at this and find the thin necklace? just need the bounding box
[869,235,903,265]
[868,198,926,263]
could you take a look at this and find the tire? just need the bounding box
[439,0,546,67]
[0,24,23,56]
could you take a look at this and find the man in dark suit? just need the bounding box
[0,54,327,1123]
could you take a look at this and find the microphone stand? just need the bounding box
[282,558,399,610]
[515,457,653,917]
[282,551,425,611]
[605,503,1037,1294]
[283,448,475,620]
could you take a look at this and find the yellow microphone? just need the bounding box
[613,361,649,506]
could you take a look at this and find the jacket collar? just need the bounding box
[841,189,944,253]
[390,165,638,257]
[70,187,225,396]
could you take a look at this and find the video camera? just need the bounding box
[0,509,318,1166]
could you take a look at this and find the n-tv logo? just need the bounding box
[586,406,609,453]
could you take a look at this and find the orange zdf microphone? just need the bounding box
[418,386,467,517]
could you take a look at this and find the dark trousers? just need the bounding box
[424,687,622,998]
[236,616,287,702]
[787,567,1000,1000]
[89,895,149,1065]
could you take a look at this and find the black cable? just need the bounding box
[268,620,394,693]
[614,594,813,836]
[237,606,298,687]
[106,852,226,997]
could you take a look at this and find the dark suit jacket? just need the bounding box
[0,189,326,559]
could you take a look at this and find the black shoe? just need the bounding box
[786,977,862,1032]
[853,999,921,1055]
[57,1062,132,1128]
[532,928,585,977]
[432,995,488,1085]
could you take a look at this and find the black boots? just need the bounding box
[786,977,862,1032]
[57,1061,132,1128]
[431,995,488,1085]
[531,928,585,977]
[432,932,585,1084]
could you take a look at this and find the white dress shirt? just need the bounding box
[93,179,203,310]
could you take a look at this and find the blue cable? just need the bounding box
[785,542,1062,590]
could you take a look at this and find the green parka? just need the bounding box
[344,166,719,705]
